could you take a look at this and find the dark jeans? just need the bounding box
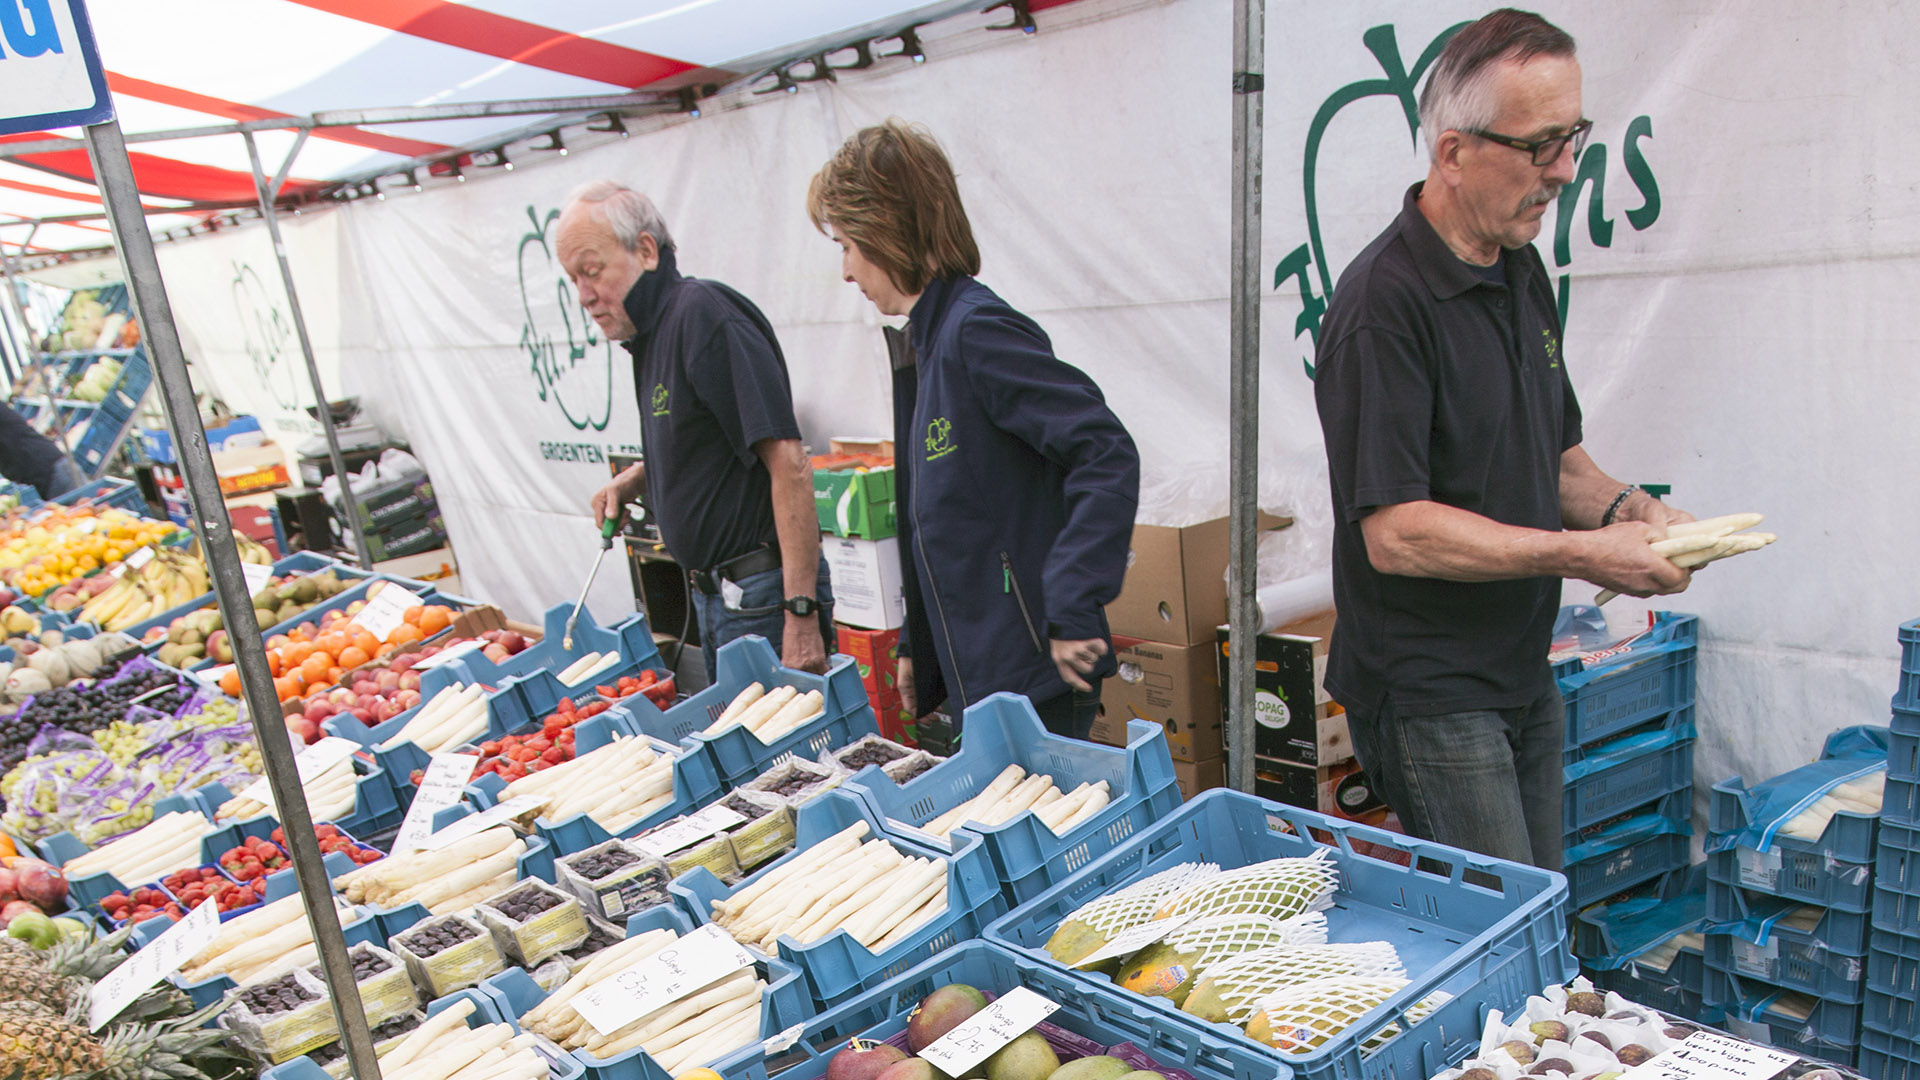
[1029,680,1104,741]
[691,557,836,677]
[1344,685,1566,870]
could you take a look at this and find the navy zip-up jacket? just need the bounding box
[895,274,1140,713]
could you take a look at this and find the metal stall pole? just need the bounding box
[1227,0,1266,794]
[241,130,375,568]
[81,120,383,1080]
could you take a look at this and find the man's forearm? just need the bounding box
[759,440,822,605]
[1362,501,1577,582]
[1560,445,1637,530]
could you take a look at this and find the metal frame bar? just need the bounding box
[83,117,383,1079]
[240,129,373,568]
[1227,0,1265,794]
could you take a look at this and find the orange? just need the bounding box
[299,653,332,684]
[351,630,379,655]
[401,605,424,627]
[266,652,282,677]
[220,669,242,696]
[317,632,348,656]
[418,606,452,636]
[388,624,425,647]
[337,646,370,669]
[326,665,344,684]
[274,674,302,700]
[284,642,314,667]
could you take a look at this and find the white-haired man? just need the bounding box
[1312,9,1692,868]
[562,181,832,676]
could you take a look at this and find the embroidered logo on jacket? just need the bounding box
[924,417,957,461]
[650,384,670,417]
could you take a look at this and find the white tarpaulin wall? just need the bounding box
[149,0,1920,812]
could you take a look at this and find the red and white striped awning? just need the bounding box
[1,0,1071,256]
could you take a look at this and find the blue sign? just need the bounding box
[0,0,114,137]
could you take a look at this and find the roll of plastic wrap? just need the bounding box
[1257,570,1334,633]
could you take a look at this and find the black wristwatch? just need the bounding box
[782,596,817,617]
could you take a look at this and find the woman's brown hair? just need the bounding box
[807,119,980,296]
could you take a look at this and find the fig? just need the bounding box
[1530,1020,1571,1045]
[1616,1045,1655,1067]
[1577,1032,1613,1052]
[1459,1070,1499,1080]
[1565,991,1606,1018]
[1499,1040,1538,1065]
[1531,1059,1575,1076]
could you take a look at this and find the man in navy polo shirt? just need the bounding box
[1313,9,1693,869]
[563,181,833,677]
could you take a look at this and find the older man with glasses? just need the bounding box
[1311,8,1695,869]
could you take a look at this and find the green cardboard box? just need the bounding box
[814,467,896,539]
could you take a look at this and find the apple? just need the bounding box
[328,687,356,705]
[397,671,421,691]
[497,631,527,654]
[395,689,421,709]
[376,670,401,694]
[286,717,320,743]
[346,600,366,616]
[483,643,510,663]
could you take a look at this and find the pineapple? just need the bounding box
[0,929,145,1016]
[0,999,240,1080]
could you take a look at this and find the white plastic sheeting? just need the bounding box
[146,0,1920,813]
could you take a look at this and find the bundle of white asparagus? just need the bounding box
[215,756,357,822]
[498,734,676,831]
[61,810,213,883]
[517,926,766,1070]
[702,682,826,744]
[381,682,491,753]
[707,821,948,952]
[334,827,529,914]
[917,764,1111,840]
[1596,512,1777,604]
[378,998,551,1080]
[1777,770,1885,841]
[556,651,624,687]
[180,891,357,987]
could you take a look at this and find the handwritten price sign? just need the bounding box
[917,987,1059,1077]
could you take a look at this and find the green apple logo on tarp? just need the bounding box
[1277,23,1664,379]
[518,205,614,432]
[230,261,304,413]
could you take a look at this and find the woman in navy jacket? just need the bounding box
[808,120,1140,739]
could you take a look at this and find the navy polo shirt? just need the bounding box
[619,247,800,572]
[1314,183,1584,716]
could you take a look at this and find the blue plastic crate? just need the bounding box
[1706,776,1879,913]
[1565,787,1690,857]
[1867,932,1920,998]
[1897,617,1920,713]
[1877,821,1920,896]
[1554,612,1698,748]
[462,709,722,856]
[1704,931,1865,1002]
[1563,721,1694,834]
[482,902,814,1080]
[171,903,387,1008]
[52,475,147,515]
[0,481,43,511]
[840,692,1180,906]
[439,602,665,693]
[1869,987,1920,1047]
[671,789,1006,1008]
[1589,956,1709,1025]
[1573,865,1706,961]
[187,575,444,671]
[1563,808,1692,909]
[985,788,1575,1080]
[1862,1023,1920,1080]
[320,658,486,797]
[1707,882,1872,956]
[1704,965,1861,1067]
[705,940,1286,1080]
[262,985,588,1080]
[38,792,209,908]
[649,635,878,788]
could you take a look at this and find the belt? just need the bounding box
[688,544,782,596]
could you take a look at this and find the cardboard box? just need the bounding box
[365,513,449,562]
[212,440,293,496]
[1097,638,1222,762]
[1174,757,1224,800]
[1216,612,1349,766]
[814,467,895,540]
[824,536,905,630]
[350,474,437,532]
[1251,756,1388,823]
[226,504,281,557]
[1106,513,1292,645]
[829,436,894,458]
[837,625,900,700]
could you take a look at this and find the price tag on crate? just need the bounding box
[356,585,423,642]
[1072,913,1194,968]
[1618,1030,1796,1080]
[1736,847,1782,891]
[1730,938,1777,978]
[394,752,480,854]
[236,736,361,805]
[241,561,274,596]
[633,803,748,859]
[90,899,220,1030]
[415,640,484,670]
[421,794,551,850]
[918,987,1060,1077]
[572,923,757,1036]
[125,545,155,571]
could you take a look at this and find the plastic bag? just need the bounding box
[1705,724,1889,854]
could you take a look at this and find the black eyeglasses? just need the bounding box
[1466,118,1593,166]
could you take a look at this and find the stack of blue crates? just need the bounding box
[1702,727,1887,1069]
[1863,616,1920,1080]
[1574,865,1715,1023]
[1555,612,1699,909]
[70,347,153,476]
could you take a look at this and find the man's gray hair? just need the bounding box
[1418,9,1576,160]
[566,180,675,252]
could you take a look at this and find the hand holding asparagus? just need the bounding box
[1595,512,1776,605]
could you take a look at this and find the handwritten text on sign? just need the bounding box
[420,794,550,850]
[633,802,747,859]
[572,923,757,1036]
[394,753,480,853]
[356,585,425,642]
[242,561,275,596]
[90,899,220,1030]
[918,987,1060,1077]
[1619,1031,1797,1080]
[236,735,359,805]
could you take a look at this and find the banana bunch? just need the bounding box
[235,533,274,565]
[77,548,212,631]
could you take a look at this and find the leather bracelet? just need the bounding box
[1601,485,1638,527]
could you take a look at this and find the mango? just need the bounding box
[827,1039,909,1080]
[1114,941,1198,1005]
[1045,1057,1130,1080]
[877,1059,948,1080]
[906,984,988,1053]
[984,1031,1058,1080]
